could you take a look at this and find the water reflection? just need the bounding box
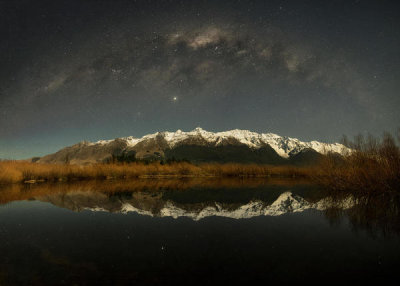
[323,191,400,237]
[1,179,400,285]
[0,179,399,235]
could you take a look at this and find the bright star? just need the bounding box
[173,96,178,101]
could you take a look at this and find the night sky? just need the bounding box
[1,0,399,159]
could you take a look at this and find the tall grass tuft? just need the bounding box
[316,131,400,194]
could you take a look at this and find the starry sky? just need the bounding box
[0,0,399,159]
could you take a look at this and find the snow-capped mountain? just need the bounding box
[37,128,350,165]
[93,127,347,158]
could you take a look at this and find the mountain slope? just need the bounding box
[37,128,350,165]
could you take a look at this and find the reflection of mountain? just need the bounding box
[41,188,400,235]
[38,190,354,220]
[2,181,398,235]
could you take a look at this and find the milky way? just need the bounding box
[0,0,399,158]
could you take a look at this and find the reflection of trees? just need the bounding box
[323,192,400,237]
[323,207,345,227]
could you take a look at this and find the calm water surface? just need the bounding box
[0,180,399,285]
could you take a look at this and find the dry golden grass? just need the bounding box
[0,160,314,184]
[316,132,400,194]
[3,132,397,195]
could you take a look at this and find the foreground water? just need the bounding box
[0,179,399,285]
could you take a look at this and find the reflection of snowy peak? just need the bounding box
[40,191,354,220]
[120,192,353,220]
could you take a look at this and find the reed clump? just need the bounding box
[200,163,313,178]
[316,131,400,194]
[0,160,313,184]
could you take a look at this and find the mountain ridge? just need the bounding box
[37,128,350,165]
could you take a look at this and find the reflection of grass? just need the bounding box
[0,161,314,184]
[0,178,312,205]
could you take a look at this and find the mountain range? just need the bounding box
[36,128,350,165]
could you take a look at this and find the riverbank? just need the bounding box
[0,161,314,184]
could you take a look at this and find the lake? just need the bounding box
[0,179,399,285]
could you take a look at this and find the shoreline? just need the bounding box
[0,161,314,185]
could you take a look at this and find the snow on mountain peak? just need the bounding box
[92,128,350,158]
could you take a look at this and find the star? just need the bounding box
[172,96,178,102]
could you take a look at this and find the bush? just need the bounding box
[317,131,400,194]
